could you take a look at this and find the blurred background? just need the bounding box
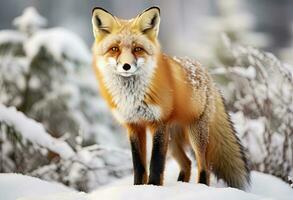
[0,0,292,192]
[1,0,293,64]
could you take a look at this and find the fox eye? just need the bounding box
[133,47,143,52]
[110,46,119,52]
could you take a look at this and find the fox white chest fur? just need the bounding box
[96,57,161,123]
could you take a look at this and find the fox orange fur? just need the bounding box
[91,6,250,189]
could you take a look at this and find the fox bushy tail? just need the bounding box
[208,94,250,189]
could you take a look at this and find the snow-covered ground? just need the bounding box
[0,173,74,200]
[1,160,292,200]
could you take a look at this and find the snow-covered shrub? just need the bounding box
[0,103,74,173]
[0,104,131,191]
[0,7,130,191]
[212,36,293,184]
[0,7,124,145]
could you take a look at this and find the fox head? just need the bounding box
[92,7,161,78]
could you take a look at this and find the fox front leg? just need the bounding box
[128,124,147,185]
[148,123,169,185]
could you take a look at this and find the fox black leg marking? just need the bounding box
[177,171,187,182]
[148,124,168,185]
[198,170,207,185]
[130,137,146,185]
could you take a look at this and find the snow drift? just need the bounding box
[1,169,292,200]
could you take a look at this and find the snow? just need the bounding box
[1,160,292,200]
[0,173,74,200]
[0,104,75,159]
[24,28,91,63]
[230,112,266,163]
[90,184,262,200]
[210,65,256,79]
[13,7,47,34]
[250,172,293,200]
[229,66,256,79]
[0,30,25,45]
[283,63,293,77]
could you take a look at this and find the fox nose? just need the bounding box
[122,63,131,71]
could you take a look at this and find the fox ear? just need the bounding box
[92,7,118,40]
[136,6,160,39]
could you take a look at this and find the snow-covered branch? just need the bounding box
[0,104,75,159]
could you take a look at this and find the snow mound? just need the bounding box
[24,28,91,63]
[0,173,74,200]
[18,193,87,200]
[89,183,263,200]
[2,170,292,200]
[250,172,293,200]
[90,169,293,200]
[0,104,75,159]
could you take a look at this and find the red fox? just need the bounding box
[91,6,250,189]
